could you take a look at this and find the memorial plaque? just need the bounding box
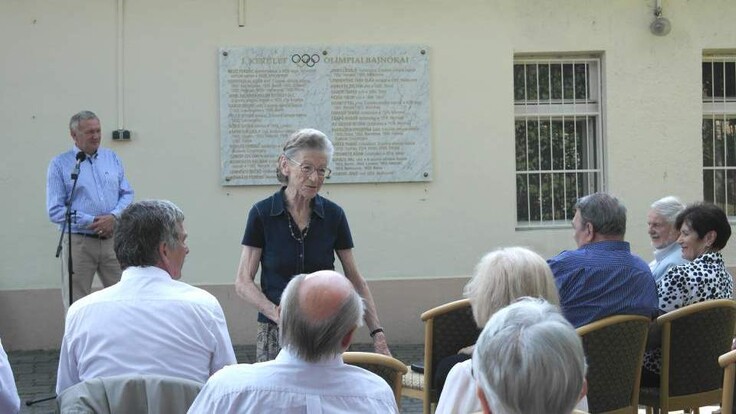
[219,45,431,185]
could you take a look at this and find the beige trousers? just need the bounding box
[60,234,122,310]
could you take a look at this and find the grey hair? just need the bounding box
[279,273,364,362]
[463,247,559,327]
[114,200,185,270]
[472,298,586,414]
[650,196,686,224]
[575,192,627,236]
[69,110,99,133]
[276,128,335,184]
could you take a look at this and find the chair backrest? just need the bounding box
[718,349,736,414]
[576,314,650,413]
[421,298,480,401]
[660,299,736,398]
[343,351,408,406]
[56,374,203,414]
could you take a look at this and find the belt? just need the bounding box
[73,232,109,240]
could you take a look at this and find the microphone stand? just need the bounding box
[54,157,83,308]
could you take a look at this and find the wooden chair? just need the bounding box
[719,349,736,414]
[640,299,736,414]
[343,351,408,408]
[576,314,650,414]
[401,298,480,414]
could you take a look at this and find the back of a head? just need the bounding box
[114,200,185,270]
[575,192,627,237]
[279,272,365,362]
[464,247,560,327]
[472,298,585,414]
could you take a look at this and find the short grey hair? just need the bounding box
[650,196,686,224]
[69,110,98,133]
[279,273,364,362]
[114,200,185,270]
[473,298,586,414]
[276,128,335,184]
[575,192,627,236]
[464,247,559,327]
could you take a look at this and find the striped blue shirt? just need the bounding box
[548,240,658,328]
[46,146,134,234]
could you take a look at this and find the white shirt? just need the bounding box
[188,348,399,414]
[0,339,20,414]
[435,360,588,414]
[56,266,237,394]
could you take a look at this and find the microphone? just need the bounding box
[71,151,86,180]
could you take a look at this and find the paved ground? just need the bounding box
[8,343,425,414]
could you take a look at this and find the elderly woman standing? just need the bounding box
[235,129,390,362]
[642,202,734,385]
[435,247,564,414]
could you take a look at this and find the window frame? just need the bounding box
[513,55,606,229]
[702,55,736,217]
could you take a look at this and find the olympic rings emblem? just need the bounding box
[291,53,320,68]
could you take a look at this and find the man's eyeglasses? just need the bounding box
[285,155,332,178]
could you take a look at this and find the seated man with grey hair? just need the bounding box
[548,192,657,327]
[473,298,587,414]
[56,200,237,394]
[647,196,688,282]
[188,270,398,413]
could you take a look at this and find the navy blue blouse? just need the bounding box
[242,187,354,323]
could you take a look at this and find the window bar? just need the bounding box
[537,70,543,222]
[557,63,569,219]
[714,61,720,206]
[537,63,551,222]
[723,62,729,210]
[524,64,532,223]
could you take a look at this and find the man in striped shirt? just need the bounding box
[46,110,134,309]
[547,192,657,328]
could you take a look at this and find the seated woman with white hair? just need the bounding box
[473,298,588,414]
[435,247,579,413]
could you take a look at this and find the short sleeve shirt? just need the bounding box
[242,187,354,323]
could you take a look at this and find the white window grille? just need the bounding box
[702,57,736,216]
[514,57,604,227]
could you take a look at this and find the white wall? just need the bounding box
[2,0,735,294]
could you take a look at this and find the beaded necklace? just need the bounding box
[287,212,311,243]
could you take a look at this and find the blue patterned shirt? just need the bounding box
[548,240,658,328]
[46,146,134,234]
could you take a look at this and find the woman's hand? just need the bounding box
[372,331,392,356]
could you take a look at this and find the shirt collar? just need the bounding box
[275,347,344,367]
[270,186,325,219]
[653,241,680,261]
[72,145,98,160]
[579,240,630,252]
[120,266,174,282]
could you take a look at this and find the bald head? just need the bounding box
[299,271,354,322]
[280,271,365,362]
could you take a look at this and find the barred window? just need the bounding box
[703,57,736,216]
[514,57,604,227]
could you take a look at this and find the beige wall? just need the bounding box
[1,0,736,349]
